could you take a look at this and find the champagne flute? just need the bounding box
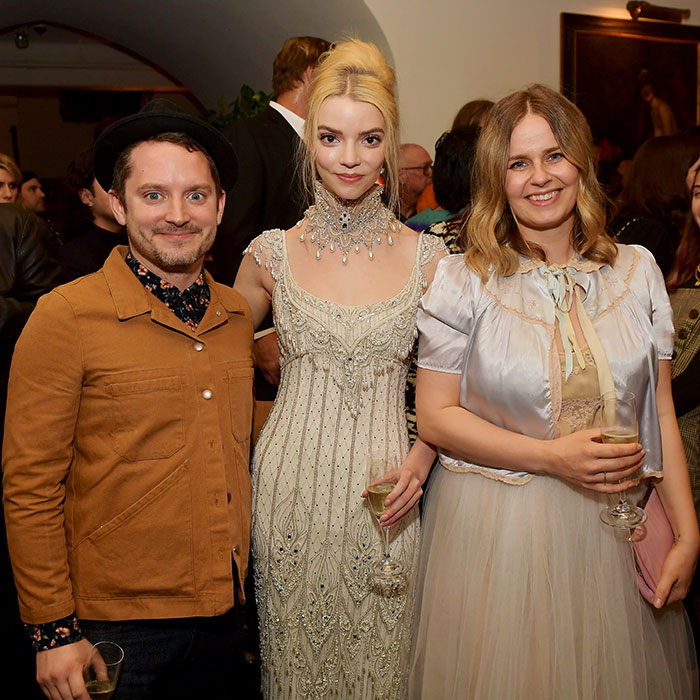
[598,390,647,529]
[83,641,124,699]
[366,454,407,596]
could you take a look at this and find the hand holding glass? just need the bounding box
[598,390,646,529]
[366,455,407,595]
[83,641,124,699]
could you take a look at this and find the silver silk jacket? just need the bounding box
[417,244,673,484]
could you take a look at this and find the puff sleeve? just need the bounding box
[417,255,475,374]
[631,245,674,361]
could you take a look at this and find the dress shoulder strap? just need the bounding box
[243,229,286,281]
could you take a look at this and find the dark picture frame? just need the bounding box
[561,12,700,158]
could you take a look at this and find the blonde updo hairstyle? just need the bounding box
[301,39,399,211]
[465,84,616,282]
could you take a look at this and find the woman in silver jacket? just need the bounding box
[409,85,699,700]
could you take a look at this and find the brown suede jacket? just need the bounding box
[2,247,254,624]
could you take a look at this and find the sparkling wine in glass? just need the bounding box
[83,641,124,700]
[366,455,407,596]
[598,390,647,529]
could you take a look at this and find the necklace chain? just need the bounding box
[298,182,398,264]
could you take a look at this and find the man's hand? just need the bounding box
[254,331,281,386]
[37,639,93,700]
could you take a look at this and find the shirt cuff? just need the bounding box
[254,327,276,341]
[25,613,83,651]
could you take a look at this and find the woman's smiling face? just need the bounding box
[505,113,579,241]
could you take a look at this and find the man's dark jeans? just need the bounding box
[81,604,241,700]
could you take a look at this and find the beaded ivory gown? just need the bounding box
[247,200,445,699]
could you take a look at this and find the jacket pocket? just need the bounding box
[226,366,254,442]
[71,461,195,598]
[108,373,185,460]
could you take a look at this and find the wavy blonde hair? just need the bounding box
[300,39,399,211]
[465,84,616,281]
[0,152,21,185]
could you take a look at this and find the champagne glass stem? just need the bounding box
[381,525,391,562]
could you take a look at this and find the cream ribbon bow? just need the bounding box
[540,264,616,397]
[542,265,585,381]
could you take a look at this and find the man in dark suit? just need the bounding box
[213,35,329,404]
[213,36,330,286]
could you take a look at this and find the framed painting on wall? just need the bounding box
[561,12,700,159]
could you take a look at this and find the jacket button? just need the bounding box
[679,329,688,340]
[233,544,240,554]
[202,389,212,399]
[193,342,204,351]
[690,308,699,319]
[227,492,232,503]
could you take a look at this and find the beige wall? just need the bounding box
[366,0,700,151]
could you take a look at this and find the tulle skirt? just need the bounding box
[409,466,698,700]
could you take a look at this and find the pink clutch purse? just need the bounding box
[630,484,674,604]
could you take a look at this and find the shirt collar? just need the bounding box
[269,100,305,138]
[516,251,604,275]
[125,250,210,332]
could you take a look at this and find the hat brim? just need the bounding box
[93,111,237,192]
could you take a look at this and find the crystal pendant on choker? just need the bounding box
[301,181,398,264]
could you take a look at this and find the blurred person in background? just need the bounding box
[404,124,480,445]
[57,149,126,283]
[667,166,700,662]
[213,35,330,285]
[0,203,59,700]
[405,125,480,239]
[415,98,493,216]
[398,143,433,221]
[0,153,20,204]
[451,98,494,129]
[19,172,46,214]
[612,135,691,277]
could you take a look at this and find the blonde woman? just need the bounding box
[0,152,20,204]
[234,39,445,699]
[411,85,699,699]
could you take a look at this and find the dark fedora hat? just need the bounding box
[93,98,237,192]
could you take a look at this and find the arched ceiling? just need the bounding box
[1,1,391,110]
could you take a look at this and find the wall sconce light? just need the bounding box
[627,1,691,22]
[13,26,30,49]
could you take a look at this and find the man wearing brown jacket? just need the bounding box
[2,101,254,700]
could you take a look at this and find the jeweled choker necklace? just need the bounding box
[298,181,398,264]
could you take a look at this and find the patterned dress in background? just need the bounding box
[669,281,700,521]
[405,218,463,443]
[247,229,445,699]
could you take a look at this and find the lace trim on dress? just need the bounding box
[559,398,601,431]
[439,457,535,485]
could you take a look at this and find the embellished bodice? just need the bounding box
[246,228,446,417]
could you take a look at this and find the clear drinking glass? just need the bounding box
[598,390,647,529]
[83,641,124,699]
[366,455,407,596]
